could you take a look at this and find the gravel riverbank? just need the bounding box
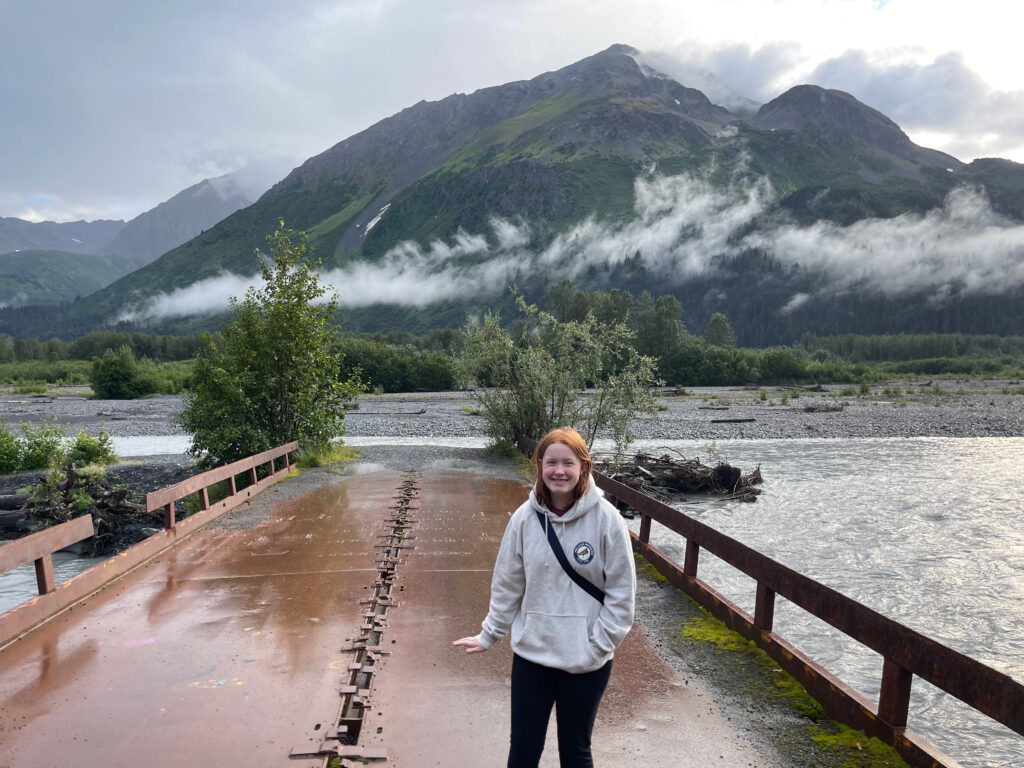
[6,380,1020,444]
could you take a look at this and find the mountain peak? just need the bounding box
[599,43,641,57]
[752,84,961,172]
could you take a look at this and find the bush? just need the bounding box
[758,347,809,383]
[456,291,659,453]
[0,424,22,473]
[90,345,158,399]
[19,420,66,470]
[65,428,117,465]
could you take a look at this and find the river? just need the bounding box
[1,434,1021,766]
[620,435,1023,768]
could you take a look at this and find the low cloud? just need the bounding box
[120,272,264,323]
[123,173,1024,323]
[747,185,1024,298]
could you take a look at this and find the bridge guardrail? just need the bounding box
[519,437,1022,768]
[0,441,298,649]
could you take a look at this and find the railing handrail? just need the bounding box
[1,441,299,649]
[595,472,1023,733]
[0,515,94,576]
[146,441,299,513]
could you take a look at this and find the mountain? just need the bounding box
[103,175,251,265]
[0,218,125,256]
[0,250,136,307]
[36,44,1024,341]
[0,174,253,310]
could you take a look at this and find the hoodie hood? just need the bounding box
[528,474,605,523]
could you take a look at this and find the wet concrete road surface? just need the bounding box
[0,469,768,767]
[0,472,403,768]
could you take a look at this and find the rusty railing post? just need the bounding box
[199,487,209,511]
[228,474,237,497]
[879,657,913,728]
[164,502,175,530]
[683,540,699,579]
[638,514,651,544]
[755,583,776,632]
[35,554,56,595]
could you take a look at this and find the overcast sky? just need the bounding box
[3,0,1022,224]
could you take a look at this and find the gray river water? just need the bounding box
[1,435,1021,766]
[620,436,1023,768]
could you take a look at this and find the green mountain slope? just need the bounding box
[61,44,1024,341]
[0,250,136,307]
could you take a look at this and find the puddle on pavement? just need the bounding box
[337,462,388,475]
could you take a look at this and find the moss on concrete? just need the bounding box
[811,724,911,768]
[676,598,907,768]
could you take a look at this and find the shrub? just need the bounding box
[758,347,808,383]
[0,423,22,473]
[456,291,659,454]
[65,428,117,465]
[19,420,66,470]
[14,381,47,395]
[90,345,157,399]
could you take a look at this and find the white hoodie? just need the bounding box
[475,477,636,673]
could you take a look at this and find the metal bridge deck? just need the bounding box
[0,469,764,767]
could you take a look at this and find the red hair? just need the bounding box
[533,427,592,510]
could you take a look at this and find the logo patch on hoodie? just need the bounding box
[573,542,595,564]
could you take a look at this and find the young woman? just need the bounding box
[453,427,636,768]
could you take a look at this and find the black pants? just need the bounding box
[507,654,613,768]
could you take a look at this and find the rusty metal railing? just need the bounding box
[144,441,299,528]
[519,437,1022,768]
[0,515,95,602]
[0,442,299,649]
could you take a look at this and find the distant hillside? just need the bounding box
[0,218,125,256]
[103,175,251,265]
[0,250,136,307]
[23,44,1024,342]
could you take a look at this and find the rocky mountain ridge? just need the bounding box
[5,44,1024,342]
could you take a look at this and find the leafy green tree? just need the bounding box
[634,292,686,359]
[758,347,809,382]
[704,312,737,347]
[178,223,363,466]
[90,345,158,399]
[456,290,659,455]
[545,279,579,322]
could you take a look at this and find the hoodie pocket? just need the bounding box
[517,612,595,668]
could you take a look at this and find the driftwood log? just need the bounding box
[18,464,164,556]
[597,451,763,505]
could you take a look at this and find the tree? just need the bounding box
[178,223,362,466]
[90,345,157,399]
[704,312,737,347]
[456,290,660,455]
[634,292,686,359]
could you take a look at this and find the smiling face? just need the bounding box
[540,441,583,509]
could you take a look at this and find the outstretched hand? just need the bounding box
[452,636,487,654]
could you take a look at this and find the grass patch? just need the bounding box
[295,443,361,468]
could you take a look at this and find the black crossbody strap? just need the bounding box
[535,510,605,604]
